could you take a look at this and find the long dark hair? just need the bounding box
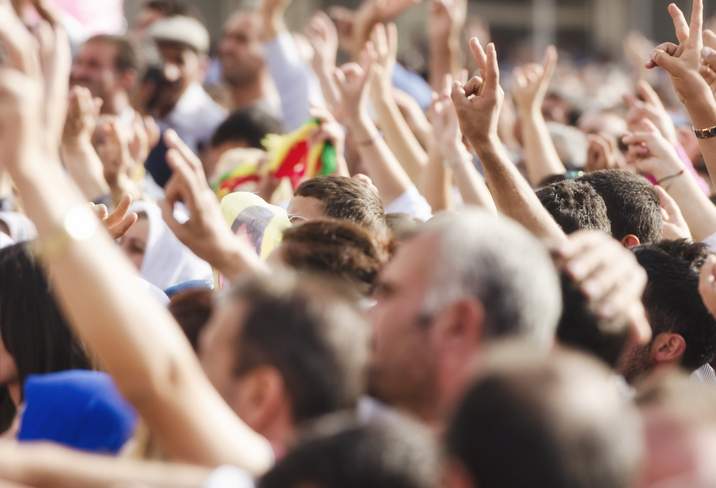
[0,243,92,432]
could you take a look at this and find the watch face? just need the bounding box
[64,206,99,240]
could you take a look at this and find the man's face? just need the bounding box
[219,13,265,87]
[199,300,248,409]
[70,40,121,103]
[287,196,326,224]
[368,232,440,414]
[155,42,202,112]
[619,340,655,384]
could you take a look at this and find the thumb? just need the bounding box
[651,49,685,76]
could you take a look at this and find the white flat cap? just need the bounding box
[149,16,210,54]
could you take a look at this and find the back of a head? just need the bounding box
[537,179,611,234]
[557,270,630,368]
[210,106,282,150]
[229,273,369,423]
[447,345,643,488]
[259,414,440,488]
[422,210,562,346]
[577,170,662,244]
[0,243,92,431]
[295,176,388,240]
[169,288,214,352]
[634,240,716,370]
[280,219,388,296]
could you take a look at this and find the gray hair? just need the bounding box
[421,210,561,347]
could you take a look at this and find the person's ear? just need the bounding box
[434,298,484,353]
[120,70,137,93]
[650,332,686,365]
[621,234,641,249]
[230,366,286,433]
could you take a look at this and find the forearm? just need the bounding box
[678,77,716,189]
[1,443,211,488]
[209,237,268,283]
[61,141,110,201]
[8,159,273,473]
[447,147,497,212]
[348,116,413,204]
[663,169,716,242]
[471,135,566,241]
[429,36,459,91]
[519,108,566,186]
[372,93,429,183]
[423,145,452,212]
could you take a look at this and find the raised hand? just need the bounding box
[655,185,692,240]
[512,46,557,115]
[555,230,651,344]
[306,12,339,76]
[93,194,138,240]
[699,255,716,319]
[623,119,683,180]
[428,0,467,43]
[63,86,102,148]
[0,1,45,171]
[367,23,398,95]
[451,38,504,148]
[160,130,263,278]
[647,0,706,100]
[585,133,624,172]
[333,58,373,123]
[259,0,292,40]
[624,80,678,145]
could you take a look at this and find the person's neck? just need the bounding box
[102,91,132,118]
[261,415,295,460]
[8,382,20,406]
[228,74,270,110]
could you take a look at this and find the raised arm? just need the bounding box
[160,130,268,281]
[60,86,110,201]
[368,24,429,184]
[333,57,414,204]
[0,441,211,488]
[260,0,323,131]
[624,119,716,241]
[451,38,565,242]
[647,0,716,188]
[512,46,567,186]
[427,0,467,91]
[430,79,496,211]
[0,2,272,474]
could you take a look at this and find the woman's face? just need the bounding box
[119,214,150,271]
[0,336,17,386]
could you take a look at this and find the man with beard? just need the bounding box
[147,16,226,153]
[622,240,716,383]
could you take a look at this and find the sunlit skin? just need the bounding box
[119,214,149,271]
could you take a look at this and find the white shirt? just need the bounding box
[692,363,716,384]
[203,466,254,488]
[385,186,433,222]
[160,83,227,153]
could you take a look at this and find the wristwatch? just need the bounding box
[694,125,716,139]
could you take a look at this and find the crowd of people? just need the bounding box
[2,0,716,486]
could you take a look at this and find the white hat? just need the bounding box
[149,16,210,54]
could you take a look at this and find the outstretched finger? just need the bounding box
[668,2,690,43]
[541,45,558,84]
[106,194,132,227]
[468,37,487,73]
[483,43,500,92]
[689,0,703,48]
[164,130,205,176]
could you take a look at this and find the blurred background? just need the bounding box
[118,0,716,60]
